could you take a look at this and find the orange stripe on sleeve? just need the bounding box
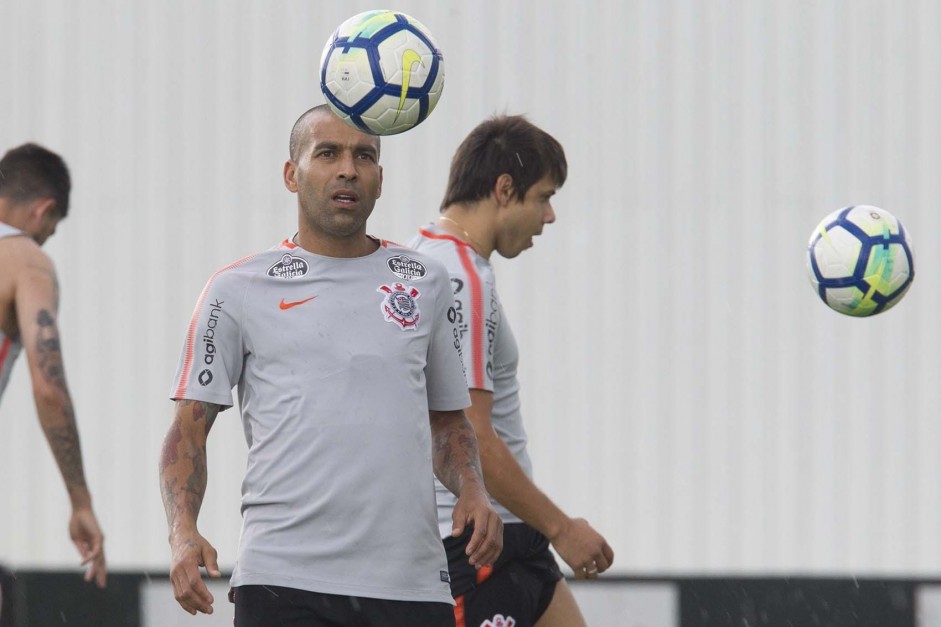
[416,228,486,388]
[173,254,256,399]
[455,245,485,388]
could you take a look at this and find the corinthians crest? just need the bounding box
[378,282,421,330]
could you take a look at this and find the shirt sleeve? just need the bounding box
[424,266,472,411]
[169,270,245,409]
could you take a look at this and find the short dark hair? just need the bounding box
[441,115,567,210]
[0,143,71,217]
[289,104,381,161]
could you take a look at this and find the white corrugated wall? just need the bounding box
[1,0,939,578]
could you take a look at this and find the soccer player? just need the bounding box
[409,115,614,627]
[0,143,107,588]
[160,105,503,626]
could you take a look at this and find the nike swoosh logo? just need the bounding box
[394,49,424,123]
[279,296,317,310]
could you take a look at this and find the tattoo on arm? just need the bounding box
[190,399,218,435]
[36,309,67,390]
[45,424,87,490]
[159,401,219,529]
[432,412,484,495]
[33,309,87,491]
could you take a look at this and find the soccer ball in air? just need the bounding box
[320,10,445,135]
[806,205,915,317]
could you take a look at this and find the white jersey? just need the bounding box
[408,225,532,537]
[171,236,470,604]
[0,222,26,401]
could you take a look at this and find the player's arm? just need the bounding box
[430,408,503,568]
[159,399,222,615]
[13,244,107,587]
[466,389,614,579]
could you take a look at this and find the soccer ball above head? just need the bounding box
[320,10,445,136]
[806,205,915,317]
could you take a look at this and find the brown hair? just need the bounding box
[441,115,566,209]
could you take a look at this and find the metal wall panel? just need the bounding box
[0,0,939,579]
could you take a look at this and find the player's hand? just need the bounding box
[168,531,221,615]
[69,506,107,588]
[451,484,503,568]
[550,517,614,580]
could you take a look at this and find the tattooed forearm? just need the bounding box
[159,401,219,531]
[432,411,484,495]
[30,309,88,493]
[45,424,88,491]
[185,445,208,498]
[161,471,205,530]
[159,442,207,528]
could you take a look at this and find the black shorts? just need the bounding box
[444,523,563,627]
[231,584,455,627]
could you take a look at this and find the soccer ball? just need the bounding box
[806,205,915,317]
[320,10,445,135]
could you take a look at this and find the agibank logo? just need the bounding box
[202,299,224,365]
[481,615,515,627]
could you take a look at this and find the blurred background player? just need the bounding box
[159,105,502,626]
[410,115,614,627]
[0,143,108,590]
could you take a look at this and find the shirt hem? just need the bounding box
[230,572,455,606]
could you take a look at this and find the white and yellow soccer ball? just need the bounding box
[806,205,915,317]
[320,10,445,135]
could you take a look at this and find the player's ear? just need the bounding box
[30,198,58,223]
[283,161,298,193]
[376,165,383,199]
[493,173,515,207]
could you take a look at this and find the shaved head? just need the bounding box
[289,105,380,161]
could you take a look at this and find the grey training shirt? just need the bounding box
[171,237,469,603]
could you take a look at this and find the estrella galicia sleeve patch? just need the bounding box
[377,282,421,330]
[267,253,309,279]
[386,254,427,281]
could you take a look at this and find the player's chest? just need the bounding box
[244,274,433,356]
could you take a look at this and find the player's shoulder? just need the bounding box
[407,229,494,290]
[0,234,53,273]
[0,232,42,254]
[405,224,462,254]
[200,241,297,289]
[379,238,452,282]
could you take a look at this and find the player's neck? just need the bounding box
[0,201,22,230]
[0,201,36,237]
[293,229,378,258]
[438,205,495,259]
